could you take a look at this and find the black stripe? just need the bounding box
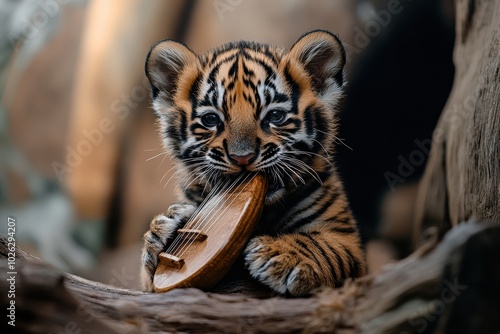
[250,250,282,274]
[314,111,327,143]
[227,57,239,78]
[184,188,203,204]
[299,232,337,285]
[242,50,275,78]
[264,76,277,91]
[264,89,271,105]
[209,161,230,169]
[242,91,255,106]
[325,215,352,226]
[260,143,280,158]
[280,117,301,128]
[194,133,211,141]
[324,242,346,286]
[242,61,255,78]
[286,187,329,223]
[179,110,188,142]
[283,63,300,115]
[149,230,163,244]
[207,54,237,84]
[222,86,231,117]
[208,153,226,163]
[293,238,323,271]
[226,80,235,91]
[304,105,315,136]
[165,125,179,142]
[276,128,299,136]
[210,148,224,157]
[243,78,256,90]
[198,99,215,108]
[272,93,289,103]
[280,181,323,214]
[206,50,236,68]
[287,188,339,230]
[143,253,155,272]
[210,87,218,107]
[253,86,262,120]
[189,123,210,133]
[249,46,279,65]
[291,140,312,152]
[340,244,361,278]
[181,141,206,159]
[189,74,202,120]
[329,226,357,234]
[324,207,351,223]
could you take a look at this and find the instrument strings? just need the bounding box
[165,173,251,260]
[163,180,225,258]
[164,173,256,261]
[172,173,254,261]
[166,175,241,258]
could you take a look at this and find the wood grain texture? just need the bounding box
[1,221,499,333]
[414,0,500,242]
[154,174,267,292]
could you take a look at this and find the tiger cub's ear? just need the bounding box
[289,30,346,95]
[145,40,198,102]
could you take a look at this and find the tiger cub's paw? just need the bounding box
[244,235,321,297]
[140,203,196,291]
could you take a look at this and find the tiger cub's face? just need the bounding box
[146,30,346,203]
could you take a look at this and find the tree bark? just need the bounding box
[2,221,499,333]
[414,0,500,242]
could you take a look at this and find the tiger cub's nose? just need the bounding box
[229,153,256,166]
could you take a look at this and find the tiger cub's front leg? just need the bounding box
[140,203,196,291]
[244,222,366,297]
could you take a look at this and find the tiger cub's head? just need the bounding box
[146,30,346,203]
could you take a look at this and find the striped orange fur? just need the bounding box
[141,30,366,296]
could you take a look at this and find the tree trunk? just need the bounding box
[414,0,500,242]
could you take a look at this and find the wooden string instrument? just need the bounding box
[153,173,267,292]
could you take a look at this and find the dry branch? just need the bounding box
[2,221,499,333]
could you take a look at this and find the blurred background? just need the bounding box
[0,0,455,290]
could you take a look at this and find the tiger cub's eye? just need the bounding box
[266,109,286,125]
[201,113,221,128]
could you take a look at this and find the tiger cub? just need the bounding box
[141,30,366,296]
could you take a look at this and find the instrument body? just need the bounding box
[153,174,267,292]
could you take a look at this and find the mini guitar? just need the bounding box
[153,173,267,292]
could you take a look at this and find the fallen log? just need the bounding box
[1,221,499,333]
